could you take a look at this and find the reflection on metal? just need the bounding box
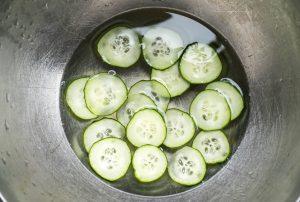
[0,0,300,201]
[0,193,7,202]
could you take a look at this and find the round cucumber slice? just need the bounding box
[96,26,141,68]
[151,62,190,97]
[116,94,157,126]
[89,138,131,181]
[206,81,244,120]
[168,146,206,186]
[132,145,167,182]
[65,77,97,120]
[190,90,231,130]
[128,80,170,112]
[84,73,127,116]
[163,109,195,148]
[142,27,184,70]
[126,109,166,147]
[192,130,230,164]
[83,118,125,152]
[179,43,222,84]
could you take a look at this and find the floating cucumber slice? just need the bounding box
[192,130,230,164]
[89,138,131,181]
[151,62,190,97]
[206,80,244,120]
[116,94,157,126]
[179,43,222,84]
[128,80,170,112]
[126,109,166,147]
[84,73,127,116]
[65,77,97,120]
[96,26,141,68]
[83,118,125,152]
[132,145,167,182]
[163,109,195,148]
[142,27,184,70]
[189,90,231,130]
[168,146,206,186]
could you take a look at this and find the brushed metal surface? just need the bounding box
[0,0,300,201]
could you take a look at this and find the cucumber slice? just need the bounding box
[142,27,184,70]
[126,109,166,147]
[132,145,167,182]
[116,94,157,126]
[163,109,195,148]
[192,130,230,164]
[168,146,206,186]
[84,73,127,116]
[179,43,222,84]
[89,138,131,181]
[190,90,231,130]
[128,80,170,112]
[65,77,97,120]
[206,81,244,120]
[96,26,141,68]
[151,62,190,97]
[83,118,125,152]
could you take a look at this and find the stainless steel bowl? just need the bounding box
[0,0,300,201]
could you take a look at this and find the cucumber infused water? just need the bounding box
[60,8,249,196]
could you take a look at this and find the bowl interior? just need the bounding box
[59,7,249,196]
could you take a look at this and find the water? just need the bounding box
[60,8,249,196]
[107,70,116,76]
[221,78,244,96]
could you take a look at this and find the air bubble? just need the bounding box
[1,158,6,165]
[108,70,116,76]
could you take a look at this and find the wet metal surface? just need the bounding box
[0,0,300,201]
